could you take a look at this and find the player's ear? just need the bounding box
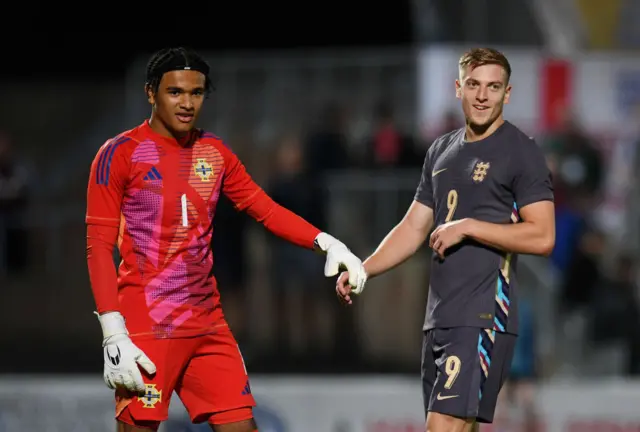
[145,84,155,105]
[504,84,512,104]
[455,79,462,99]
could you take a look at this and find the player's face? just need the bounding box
[455,64,511,129]
[148,70,206,136]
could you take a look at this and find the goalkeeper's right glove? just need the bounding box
[314,232,368,294]
[96,311,156,393]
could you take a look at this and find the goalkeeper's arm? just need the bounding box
[86,224,120,313]
[86,224,156,393]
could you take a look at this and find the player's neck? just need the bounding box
[465,117,505,142]
[148,115,191,144]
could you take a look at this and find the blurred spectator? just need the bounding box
[589,254,640,376]
[596,106,639,243]
[212,194,250,344]
[212,135,252,347]
[544,109,604,272]
[303,102,351,237]
[501,297,540,432]
[0,134,29,277]
[268,134,334,369]
[559,226,604,317]
[366,101,421,169]
[305,102,351,181]
[543,108,603,212]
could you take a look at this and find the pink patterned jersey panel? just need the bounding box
[116,130,227,339]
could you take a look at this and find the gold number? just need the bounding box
[444,355,462,389]
[445,189,458,222]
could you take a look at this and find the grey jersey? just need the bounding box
[414,121,553,335]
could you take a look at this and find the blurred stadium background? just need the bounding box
[2,0,640,430]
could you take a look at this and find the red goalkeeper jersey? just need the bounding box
[86,120,320,339]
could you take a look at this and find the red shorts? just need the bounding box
[115,326,256,428]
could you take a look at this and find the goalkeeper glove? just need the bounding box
[314,232,367,294]
[96,311,156,393]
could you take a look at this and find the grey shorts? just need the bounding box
[421,327,516,423]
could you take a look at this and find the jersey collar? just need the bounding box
[141,119,197,149]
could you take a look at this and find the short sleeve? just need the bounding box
[512,137,554,209]
[86,137,131,227]
[414,148,434,208]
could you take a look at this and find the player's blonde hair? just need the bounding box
[458,48,512,83]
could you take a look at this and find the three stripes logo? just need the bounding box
[96,136,130,186]
[144,166,163,181]
[241,379,252,395]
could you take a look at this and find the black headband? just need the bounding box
[146,57,210,84]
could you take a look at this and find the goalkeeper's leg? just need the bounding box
[117,416,161,431]
[114,337,199,431]
[177,328,257,430]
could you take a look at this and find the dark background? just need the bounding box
[3,2,413,79]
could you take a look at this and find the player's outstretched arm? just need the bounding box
[220,144,367,291]
[336,200,434,304]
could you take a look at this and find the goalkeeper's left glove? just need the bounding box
[314,232,367,294]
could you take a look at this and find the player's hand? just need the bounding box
[336,271,354,305]
[429,219,469,259]
[97,312,156,394]
[315,232,367,294]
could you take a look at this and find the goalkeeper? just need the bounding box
[86,46,367,432]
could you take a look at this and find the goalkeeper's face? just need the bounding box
[147,70,206,137]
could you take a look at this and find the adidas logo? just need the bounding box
[144,167,162,181]
[241,380,252,395]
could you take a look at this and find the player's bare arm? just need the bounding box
[430,200,555,258]
[336,200,434,304]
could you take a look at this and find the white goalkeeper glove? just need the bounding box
[315,232,368,294]
[96,311,156,393]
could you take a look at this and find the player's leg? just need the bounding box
[476,330,517,425]
[423,330,473,432]
[209,418,258,431]
[115,337,198,431]
[424,327,503,432]
[177,325,257,431]
[117,420,161,432]
[426,412,476,432]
